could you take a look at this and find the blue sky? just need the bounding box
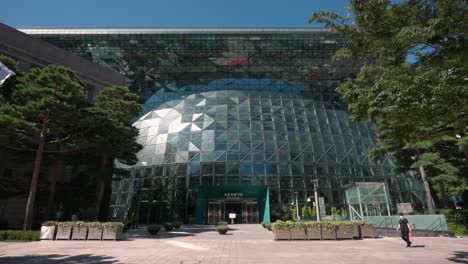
[1,0,350,28]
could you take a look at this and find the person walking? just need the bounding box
[396,213,412,248]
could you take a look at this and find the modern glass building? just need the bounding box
[22,28,426,224]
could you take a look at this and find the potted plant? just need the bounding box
[40,221,58,240]
[173,221,183,229]
[147,224,162,235]
[86,222,103,240]
[321,221,337,240]
[264,222,272,231]
[163,222,174,231]
[216,225,229,235]
[71,221,87,240]
[336,221,355,240]
[56,222,73,240]
[290,222,307,240]
[305,222,322,240]
[357,221,375,238]
[271,220,291,240]
[216,221,228,226]
[102,222,124,240]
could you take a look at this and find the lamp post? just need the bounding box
[294,191,300,221]
[312,179,320,222]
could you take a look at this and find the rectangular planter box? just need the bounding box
[336,227,354,240]
[273,230,291,240]
[307,228,322,240]
[360,226,375,238]
[321,228,336,240]
[55,226,72,240]
[71,227,87,240]
[291,229,307,240]
[102,229,122,240]
[40,226,56,240]
[87,228,103,240]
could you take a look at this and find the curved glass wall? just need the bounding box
[27,29,427,223]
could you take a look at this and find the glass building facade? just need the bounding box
[23,28,426,224]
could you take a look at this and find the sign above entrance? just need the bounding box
[224,192,243,199]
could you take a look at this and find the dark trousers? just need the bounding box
[401,231,411,246]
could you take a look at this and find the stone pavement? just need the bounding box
[0,224,467,264]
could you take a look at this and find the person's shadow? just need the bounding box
[447,251,468,264]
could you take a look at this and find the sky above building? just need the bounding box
[1,0,350,28]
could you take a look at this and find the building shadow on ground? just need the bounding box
[0,254,117,264]
[447,251,468,264]
[122,224,221,240]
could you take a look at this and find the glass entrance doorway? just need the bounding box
[208,199,259,224]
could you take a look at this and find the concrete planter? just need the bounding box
[56,226,72,240]
[72,227,87,240]
[360,226,375,238]
[321,228,336,240]
[102,229,122,240]
[40,226,56,240]
[307,228,322,240]
[336,227,354,240]
[291,229,307,240]
[274,230,291,240]
[87,228,103,240]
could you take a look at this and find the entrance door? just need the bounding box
[207,202,223,225]
[224,202,242,224]
[242,202,259,223]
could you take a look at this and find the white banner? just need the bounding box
[0,61,15,85]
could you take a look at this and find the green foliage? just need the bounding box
[41,221,58,227]
[448,224,467,236]
[147,224,162,235]
[439,209,468,227]
[215,225,229,231]
[84,222,103,229]
[309,0,468,211]
[0,230,40,241]
[163,222,174,231]
[301,205,316,220]
[101,222,124,233]
[331,207,340,216]
[216,221,228,226]
[272,220,369,232]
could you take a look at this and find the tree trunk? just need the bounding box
[418,165,436,214]
[23,130,46,230]
[438,181,449,209]
[46,160,61,219]
[94,153,108,220]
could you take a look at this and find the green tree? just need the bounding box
[310,0,468,213]
[87,86,142,219]
[0,65,90,230]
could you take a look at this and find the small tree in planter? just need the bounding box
[272,220,291,240]
[71,221,87,240]
[56,222,73,240]
[163,222,174,231]
[102,222,124,240]
[321,221,338,240]
[264,222,272,231]
[86,222,103,240]
[216,221,228,226]
[40,221,58,240]
[216,225,229,235]
[147,225,162,235]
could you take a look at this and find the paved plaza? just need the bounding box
[0,225,467,264]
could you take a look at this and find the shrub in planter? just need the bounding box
[305,222,322,240]
[102,222,124,240]
[41,221,58,240]
[56,222,74,240]
[355,220,374,238]
[216,225,229,235]
[272,220,292,240]
[147,225,162,235]
[71,221,88,240]
[173,221,183,229]
[320,221,338,240]
[163,222,174,231]
[264,222,272,231]
[335,221,355,240]
[290,222,307,240]
[216,221,228,226]
[86,222,103,240]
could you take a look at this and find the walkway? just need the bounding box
[0,224,466,264]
